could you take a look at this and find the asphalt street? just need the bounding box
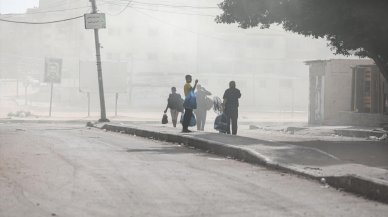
[0,122,387,217]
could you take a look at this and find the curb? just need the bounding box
[99,123,388,204]
[325,176,388,203]
[334,129,386,138]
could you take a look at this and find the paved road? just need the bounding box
[0,123,387,217]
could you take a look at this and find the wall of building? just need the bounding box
[307,59,376,125]
[323,59,374,122]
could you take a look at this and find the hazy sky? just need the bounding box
[0,0,39,13]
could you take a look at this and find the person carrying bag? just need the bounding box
[164,87,184,127]
[181,74,198,133]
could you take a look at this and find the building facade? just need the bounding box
[306,59,388,126]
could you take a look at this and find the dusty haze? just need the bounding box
[0,0,348,121]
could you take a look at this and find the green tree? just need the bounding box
[216,0,388,81]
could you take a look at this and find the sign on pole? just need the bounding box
[44,58,62,117]
[84,13,106,29]
[44,58,62,83]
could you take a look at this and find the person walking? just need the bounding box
[164,87,184,127]
[182,75,198,133]
[194,84,212,131]
[223,81,241,135]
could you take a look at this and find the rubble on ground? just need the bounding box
[7,110,34,118]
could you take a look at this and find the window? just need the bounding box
[127,27,133,33]
[237,81,248,88]
[126,53,133,58]
[106,52,120,60]
[148,27,159,36]
[147,53,158,61]
[259,80,267,88]
[279,79,293,89]
[172,53,186,61]
[108,28,115,36]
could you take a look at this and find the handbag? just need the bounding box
[189,113,197,127]
[183,91,197,109]
[162,113,168,124]
[214,113,228,133]
[180,112,197,127]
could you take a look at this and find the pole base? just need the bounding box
[98,118,110,123]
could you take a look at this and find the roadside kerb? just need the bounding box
[334,129,386,138]
[325,175,388,203]
[99,123,388,204]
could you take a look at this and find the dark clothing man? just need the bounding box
[223,81,241,135]
[164,87,184,128]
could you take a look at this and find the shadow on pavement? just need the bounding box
[194,133,282,146]
[125,146,208,155]
[287,140,388,169]
[192,132,388,168]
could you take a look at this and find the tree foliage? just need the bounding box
[216,0,388,81]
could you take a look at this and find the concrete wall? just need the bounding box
[323,59,374,122]
[329,111,388,127]
[307,59,375,125]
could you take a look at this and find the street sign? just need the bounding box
[84,13,106,29]
[44,58,62,83]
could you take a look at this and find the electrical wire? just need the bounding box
[128,5,216,17]
[1,6,91,16]
[0,15,84,24]
[0,1,119,18]
[0,0,81,15]
[123,0,218,9]
[128,7,234,43]
[104,0,134,16]
[0,0,218,19]
[102,1,217,17]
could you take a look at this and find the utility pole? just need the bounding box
[90,0,109,122]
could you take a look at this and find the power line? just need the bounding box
[1,6,91,16]
[100,0,218,9]
[128,7,234,43]
[0,0,81,15]
[0,1,217,25]
[0,1,124,17]
[129,5,216,17]
[102,1,217,17]
[105,0,134,16]
[0,15,84,24]
[0,0,218,19]
[130,0,218,9]
[0,1,119,17]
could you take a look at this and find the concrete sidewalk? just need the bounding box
[97,122,388,204]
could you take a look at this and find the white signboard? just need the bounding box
[84,13,106,29]
[44,58,62,83]
[79,61,128,94]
